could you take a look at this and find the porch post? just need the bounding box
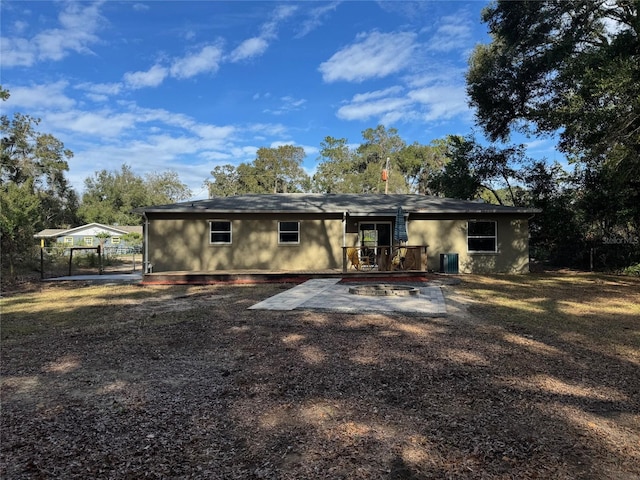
[342,212,347,272]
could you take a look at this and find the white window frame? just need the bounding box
[111,236,121,244]
[83,237,94,246]
[467,220,497,253]
[278,221,300,245]
[63,236,74,245]
[209,220,232,245]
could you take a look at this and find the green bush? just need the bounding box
[621,263,640,277]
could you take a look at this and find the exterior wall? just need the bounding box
[146,212,531,274]
[48,226,141,252]
[147,213,345,272]
[54,234,132,249]
[407,214,531,274]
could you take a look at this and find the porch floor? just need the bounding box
[141,269,435,285]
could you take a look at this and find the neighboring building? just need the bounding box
[136,194,540,274]
[34,223,143,253]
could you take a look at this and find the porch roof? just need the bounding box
[137,193,540,216]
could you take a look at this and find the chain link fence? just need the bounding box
[38,245,142,279]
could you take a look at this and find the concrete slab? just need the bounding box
[249,279,447,317]
[249,278,341,310]
[43,273,143,283]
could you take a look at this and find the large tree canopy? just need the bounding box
[467,0,640,177]
[311,126,444,194]
[426,135,529,206]
[79,165,191,225]
[1,87,78,273]
[207,145,309,196]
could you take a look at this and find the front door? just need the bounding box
[359,222,391,264]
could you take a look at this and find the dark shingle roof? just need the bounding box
[138,194,539,216]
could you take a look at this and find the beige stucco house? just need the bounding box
[136,194,539,275]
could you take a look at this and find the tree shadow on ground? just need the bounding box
[1,278,639,479]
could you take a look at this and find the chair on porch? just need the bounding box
[391,246,406,270]
[347,247,361,270]
[360,247,375,269]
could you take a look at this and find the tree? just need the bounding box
[428,136,481,200]
[206,145,310,196]
[467,1,640,266]
[312,136,357,193]
[396,140,449,194]
[313,126,412,194]
[356,125,408,193]
[427,135,528,205]
[1,87,78,273]
[79,165,147,225]
[0,180,41,275]
[78,165,191,225]
[522,160,585,265]
[466,0,640,178]
[206,164,242,197]
[252,145,309,193]
[145,171,191,204]
[1,114,77,226]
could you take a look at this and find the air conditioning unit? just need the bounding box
[439,253,459,274]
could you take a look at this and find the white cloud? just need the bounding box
[337,96,411,121]
[76,82,123,98]
[404,66,467,89]
[170,44,223,79]
[5,81,76,110]
[332,79,471,125]
[46,110,138,137]
[229,4,297,63]
[319,31,417,83]
[230,145,260,159]
[408,85,470,121]
[1,37,37,68]
[426,12,473,52]
[296,1,340,38]
[122,44,223,89]
[263,96,307,115]
[229,37,269,62]
[1,2,104,67]
[350,86,404,103]
[123,64,168,89]
[13,20,28,34]
[198,150,234,162]
[247,123,288,138]
[261,4,298,37]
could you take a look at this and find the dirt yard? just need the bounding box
[1,274,639,479]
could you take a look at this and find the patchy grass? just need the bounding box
[1,282,274,338]
[461,272,640,361]
[1,273,639,479]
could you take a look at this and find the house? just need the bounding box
[34,223,143,253]
[136,194,539,275]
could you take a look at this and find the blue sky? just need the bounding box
[1,1,558,199]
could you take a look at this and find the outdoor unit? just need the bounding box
[439,253,459,274]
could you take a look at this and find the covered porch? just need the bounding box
[342,245,428,273]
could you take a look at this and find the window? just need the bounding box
[111,237,121,244]
[83,237,94,246]
[468,221,497,252]
[63,236,73,245]
[209,221,232,244]
[278,221,299,244]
